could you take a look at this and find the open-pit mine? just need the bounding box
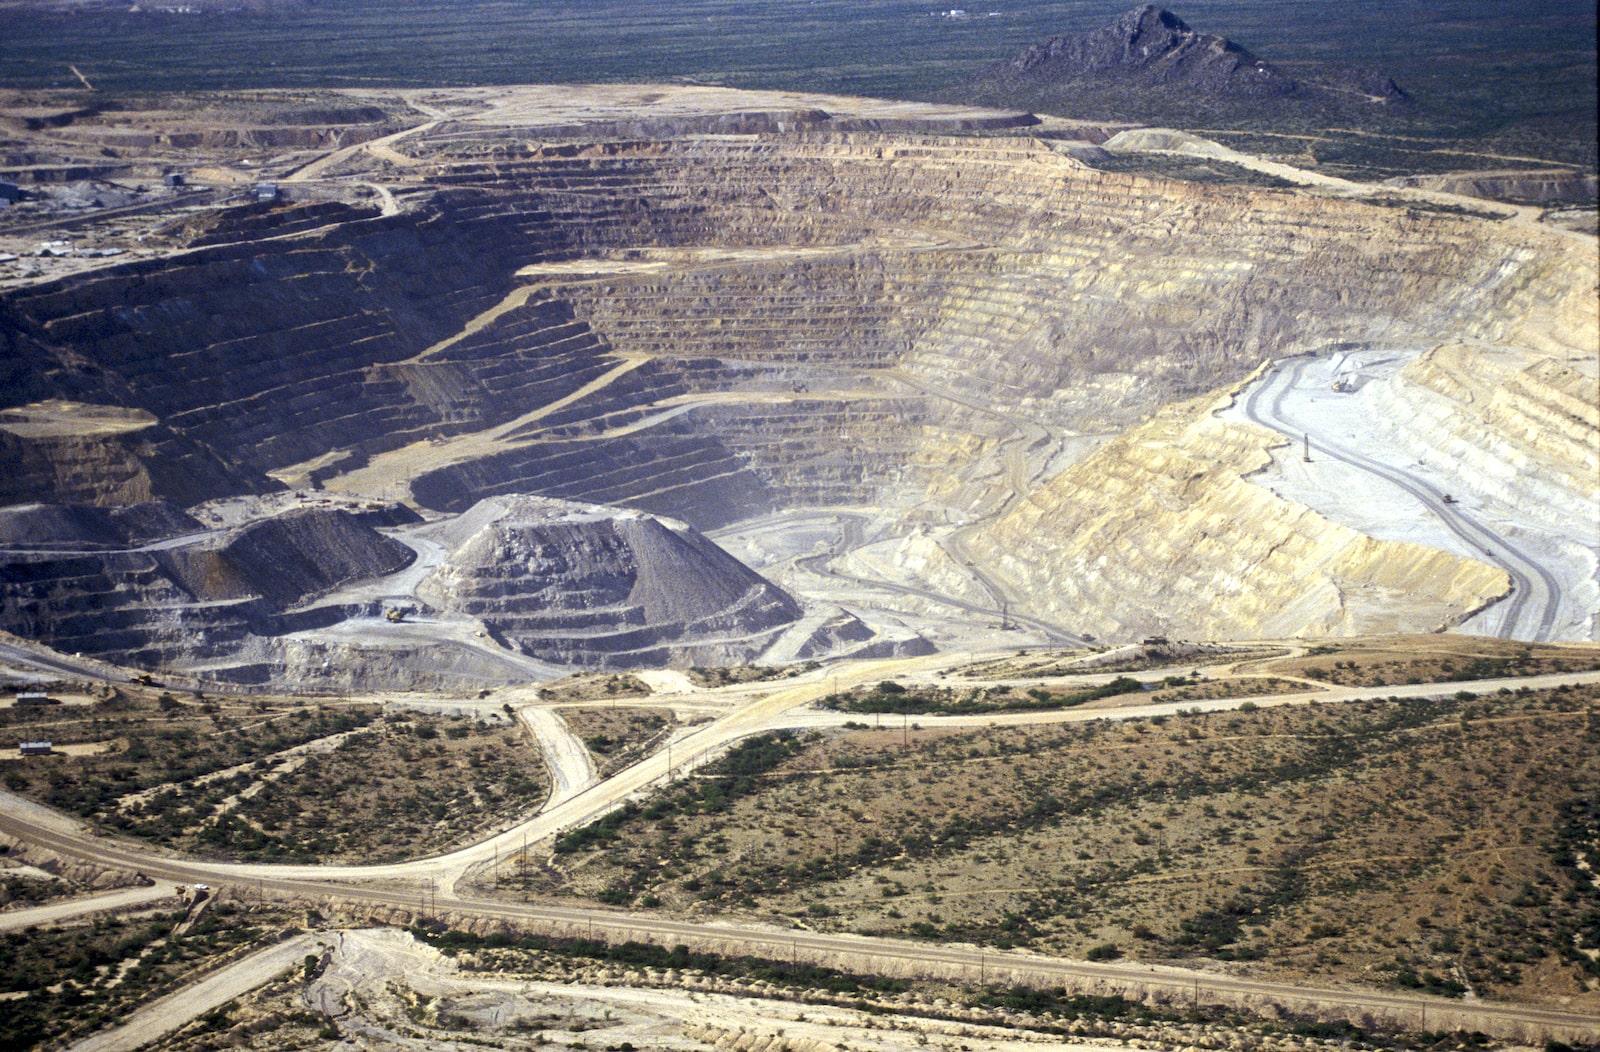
[1,84,1594,691]
[2,82,1599,1052]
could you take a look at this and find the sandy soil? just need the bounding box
[303,927,1131,1052]
[516,706,598,808]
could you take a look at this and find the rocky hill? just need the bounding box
[959,5,1405,120]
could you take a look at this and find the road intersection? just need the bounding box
[4,651,1598,1044]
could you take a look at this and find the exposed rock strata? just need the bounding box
[967,387,1511,641]
[417,496,802,668]
[0,500,199,549]
[0,90,1594,655]
[4,132,1589,530]
[1369,344,1598,535]
[0,507,411,668]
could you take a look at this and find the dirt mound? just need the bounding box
[419,496,801,667]
[163,508,413,609]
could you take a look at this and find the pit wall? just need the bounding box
[2,133,1592,535]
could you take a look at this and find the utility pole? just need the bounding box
[1302,433,1311,462]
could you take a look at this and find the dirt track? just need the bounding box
[4,658,1600,1046]
[68,933,327,1052]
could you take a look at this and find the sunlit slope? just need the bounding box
[2,88,1594,645]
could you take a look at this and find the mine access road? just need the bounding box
[4,656,1600,1045]
[1241,356,1565,641]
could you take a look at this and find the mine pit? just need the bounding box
[0,84,1595,690]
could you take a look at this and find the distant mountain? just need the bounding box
[960,5,1405,119]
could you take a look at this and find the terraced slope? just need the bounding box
[416,496,803,668]
[0,507,412,669]
[1,87,1594,654]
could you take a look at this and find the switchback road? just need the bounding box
[1241,357,1564,641]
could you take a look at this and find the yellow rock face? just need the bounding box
[969,382,1512,641]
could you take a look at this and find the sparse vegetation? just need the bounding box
[517,681,1600,1006]
[820,677,1147,716]
[537,673,652,705]
[0,902,292,1050]
[686,664,806,688]
[1279,638,1600,688]
[0,688,547,863]
[561,705,676,778]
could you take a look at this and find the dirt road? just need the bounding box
[0,882,177,932]
[1241,357,1565,640]
[517,705,598,807]
[5,660,1599,1045]
[69,933,327,1052]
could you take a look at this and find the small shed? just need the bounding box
[19,741,53,756]
[164,172,186,187]
[0,180,21,205]
[253,182,280,202]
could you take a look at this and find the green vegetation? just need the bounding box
[518,682,1600,1006]
[0,903,284,1050]
[820,676,1146,716]
[413,927,911,998]
[1288,639,1600,688]
[409,925,1515,1052]
[551,731,806,860]
[0,859,75,908]
[686,663,810,688]
[561,706,675,779]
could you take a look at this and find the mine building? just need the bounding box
[253,182,280,202]
[19,741,53,756]
[0,180,21,205]
[15,692,52,706]
[164,172,186,187]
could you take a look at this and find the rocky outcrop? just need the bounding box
[963,5,1404,114]
[417,496,802,668]
[991,6,1298,98]
[967,388,1511,641]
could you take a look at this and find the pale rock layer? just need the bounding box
[969,387,1511,641]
